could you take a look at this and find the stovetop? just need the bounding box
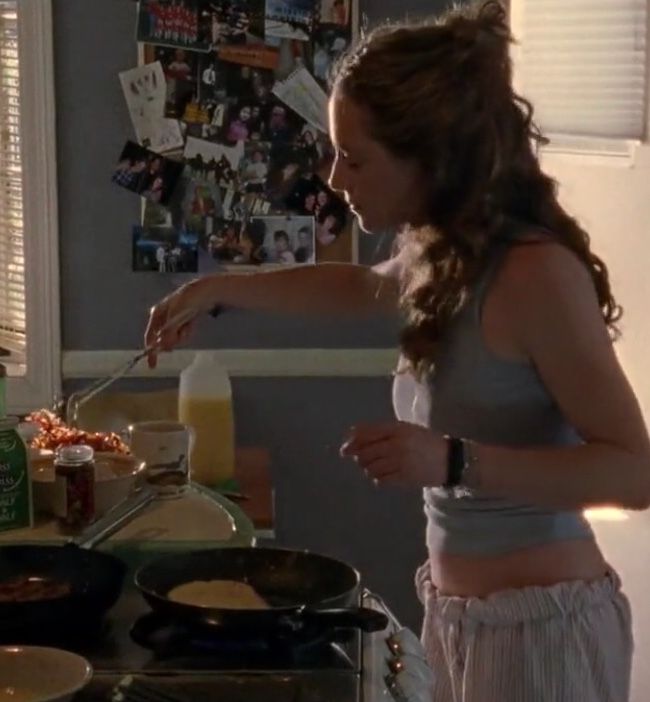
[1,586,373,702]
[74,672,359,702]
[0,587,361,675]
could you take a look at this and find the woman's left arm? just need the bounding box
[472,242,650,510]
[342,243,650,511]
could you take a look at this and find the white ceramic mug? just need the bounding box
[128,420,194,497]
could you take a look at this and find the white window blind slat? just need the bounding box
[0,0,26,364]
[516,0,648,140]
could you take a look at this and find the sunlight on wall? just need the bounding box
[584,507,630,522]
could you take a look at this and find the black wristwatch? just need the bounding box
[444,436,465,489]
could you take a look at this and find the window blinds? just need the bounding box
[0,0,26,367]
[516,0,648,140]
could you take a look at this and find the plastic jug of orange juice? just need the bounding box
[178,351,235,487]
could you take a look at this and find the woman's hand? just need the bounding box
[144,278,214,368]
[340,421,447,487]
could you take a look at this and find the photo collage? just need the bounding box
[117,0,356,273]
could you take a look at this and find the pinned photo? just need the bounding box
[265,0,317,41]
[256,215,315,263]
[188,62,275,144]
[184,136,245,185]
[132,225,199,273]
[145,46,200,120]
[180,179,223,238]
[319,0,349,25]
[239,142,271,192]
[112,141,183,205]
[312,24,351,88]
[136,0,213,52]
[209,0,266,45]
[314,204,355,263]
[284,172,344,217]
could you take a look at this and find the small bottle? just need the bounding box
[0,416,32,532]
[178,351,235,487]
[54,444,95,530]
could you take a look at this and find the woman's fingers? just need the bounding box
[340,422,399,456]
[347,438,392,467]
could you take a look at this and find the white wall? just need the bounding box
[542,145,650,702]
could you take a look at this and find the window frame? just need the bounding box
[6,0,61,414]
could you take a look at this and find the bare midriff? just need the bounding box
[430,537,608,597]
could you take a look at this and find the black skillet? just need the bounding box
[0,543,126,638]
[135,546,388,634]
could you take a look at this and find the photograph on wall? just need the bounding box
[182,59,276,144]
[209,0,266,45]
[265,0,318,41]
[198,213,313,269]
[257,214,315,263]
[134,0,358,267]
[136,0,213,52]
[319,0,349,25]
[112,140,184,205]
[311,23,352,89]
[145,46,200,120]
[184,135,245,185]
[132,224,199,273]
[315,212,354,262]
[180,178,224,238]
[239,141,271,192]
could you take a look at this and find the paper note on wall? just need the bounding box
[119,62,184,153]
[272,66,329,133]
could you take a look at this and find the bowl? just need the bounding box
[0,646,92,702]
[30,450,146,518]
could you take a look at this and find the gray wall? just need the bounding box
[54,0,455,630]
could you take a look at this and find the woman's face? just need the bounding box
[239,106,252,122]
[304,193,316,210]
[316,190,328,207]
[328,92,425,233]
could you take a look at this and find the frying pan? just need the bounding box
[0,544,125,637]
[135,546,389,634]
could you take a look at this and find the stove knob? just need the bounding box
[386,628,424,658]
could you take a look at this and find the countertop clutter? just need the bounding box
[0,392,430,702]
[0,447,274,547]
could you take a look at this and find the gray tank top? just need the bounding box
[392,238,594,556]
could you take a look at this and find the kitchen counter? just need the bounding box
[0,446,273,548]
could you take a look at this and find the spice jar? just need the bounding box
[54,444,95,529]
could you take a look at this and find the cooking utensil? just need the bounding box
[65,308,199,427]
[0,487,155,638]
[134,546,389,634]
[0,543,125,637]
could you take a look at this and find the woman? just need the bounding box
[144,2,649,699]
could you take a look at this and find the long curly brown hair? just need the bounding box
[330,0,621,379]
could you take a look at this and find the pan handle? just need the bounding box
[288,606,389,633]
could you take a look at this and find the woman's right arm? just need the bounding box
[145,262,399,366]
